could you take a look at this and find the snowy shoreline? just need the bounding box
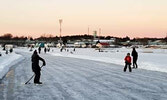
[15,47,167,73]
[0,51,24,79]
[47,48,167,73]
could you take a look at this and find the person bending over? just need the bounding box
[31,50,46,84]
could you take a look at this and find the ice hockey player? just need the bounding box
[31,50,46,84]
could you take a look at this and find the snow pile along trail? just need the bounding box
[0,52,23,79]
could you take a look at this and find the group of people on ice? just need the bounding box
[124,48,138,72]
[29,47,138,84]
[38,47,50,54]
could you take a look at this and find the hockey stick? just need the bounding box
[25,65,44,84]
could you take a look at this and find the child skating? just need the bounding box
[124,53,132,72]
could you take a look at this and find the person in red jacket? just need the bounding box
[124,53,132,72]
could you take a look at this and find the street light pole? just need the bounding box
[59,19,63,40]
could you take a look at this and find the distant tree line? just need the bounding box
[0,33,167,45]
[0,33,28,40]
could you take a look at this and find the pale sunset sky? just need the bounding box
[0,0,167,38]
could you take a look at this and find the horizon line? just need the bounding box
[0,33,166,39]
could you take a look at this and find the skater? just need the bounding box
[44,47,47,53]
[99,48,101,52]
[60,47,63,52]
[6,50,8,54]
[38,47,41,54]
[31,50,46,84]
[48,47,50,52]
[9,48,13,53]
[30,47,33,51]
[124,53,132,72]
[131,48,138,69]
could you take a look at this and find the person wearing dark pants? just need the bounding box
[34,71,41,83]
[132,48,138,69]
[31,50,46,84]
[44,47,47,53]
[124,53,132,72]
[38,47,41,54]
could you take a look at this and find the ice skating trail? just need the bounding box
[0,51,167,100]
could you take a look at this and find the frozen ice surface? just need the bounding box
[47,47,167,73]
[0,47,167,100]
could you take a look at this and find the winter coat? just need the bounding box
[132,50,138,60]
[124,56,131,63]
[38,47,41,51]
[44,48,47,53]
[31,54,45,72]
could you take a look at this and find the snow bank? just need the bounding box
[0,51,23,79]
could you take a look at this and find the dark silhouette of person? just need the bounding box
[38,47,41,54]
[124,53,132,72]
[6,50,8,54]
[44,47,47,53]
[131,48,138,69]
[60,47,63,52]
[48,47,50,52]
[9,48,13,53]
[31,50,46,84]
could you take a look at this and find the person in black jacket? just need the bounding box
[131,48,138,69]
[44,47,47,53]
[38,47,41,54]
[31,50,46,84]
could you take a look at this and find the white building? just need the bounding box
[93,38,115,44]
[74,42,86,48]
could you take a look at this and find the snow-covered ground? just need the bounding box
[43,47,167,73]
[0,49,23,79]
[15,47,167,73]
[0,50,167,100]
[0,47,167,100]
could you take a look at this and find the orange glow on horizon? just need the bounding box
[0,0,167,38]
